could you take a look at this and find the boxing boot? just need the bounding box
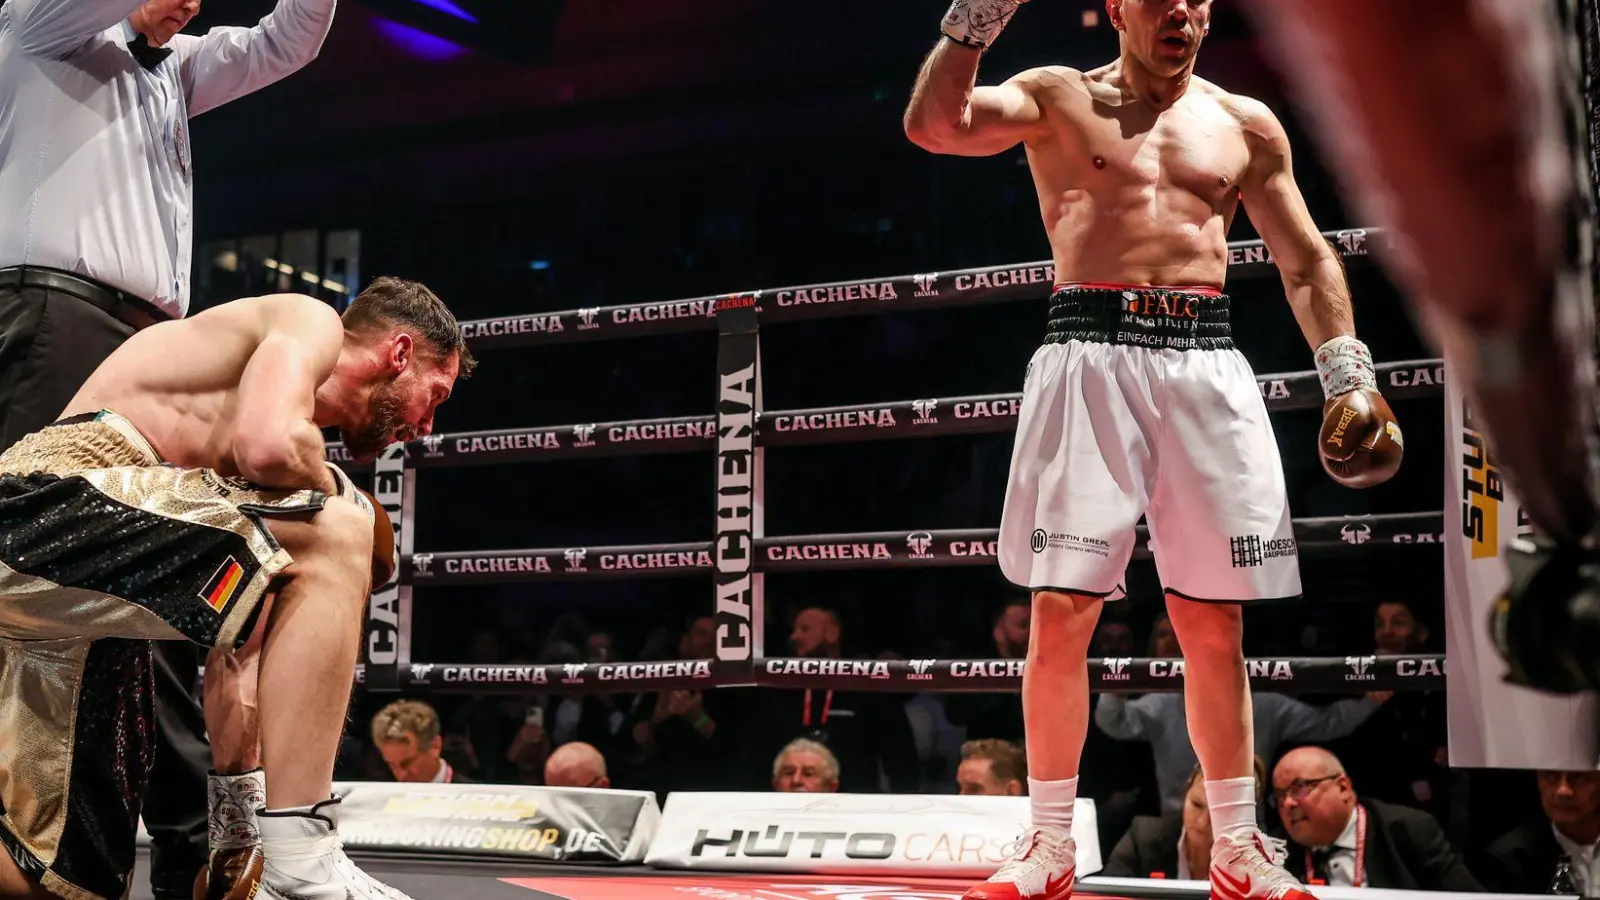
[1209,829,1316,900]
[193,769,265,900]
[961,825,1075,900]
[256,797,414,900]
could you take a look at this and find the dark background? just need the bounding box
[187,0,1442,668]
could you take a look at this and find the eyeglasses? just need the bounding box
[1270,774,1339,807]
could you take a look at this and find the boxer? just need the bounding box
[903,2,1401,898]
[0,276,470,900]
[1237,0,1600,693]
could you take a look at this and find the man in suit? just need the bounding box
[1480,770,1600,894]
[371,699,475,784]
[1271,746,1481,890]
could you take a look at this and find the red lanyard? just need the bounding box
[802,689,833,727]
[1304,805,1366,887]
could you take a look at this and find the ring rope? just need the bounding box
[351,224,1436,698]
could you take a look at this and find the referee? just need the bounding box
[0,0,336,897]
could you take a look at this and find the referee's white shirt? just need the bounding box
[0,0,336,319]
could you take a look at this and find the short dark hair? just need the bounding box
[343,276,476,378]
[961,738,1027,785]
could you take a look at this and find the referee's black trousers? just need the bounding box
[0,282,210,899]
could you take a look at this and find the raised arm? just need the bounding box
[903,0,1045,157]
[231,294,344,494]
[4,0,144,58]
[169,0,335,117]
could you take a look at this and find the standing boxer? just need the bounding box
[0,0,337,895]
[903,2,1402,898]
[0,278,470,900]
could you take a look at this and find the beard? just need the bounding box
[340,380,407,462]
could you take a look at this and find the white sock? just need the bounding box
[1028,776,1077,830]
[1204,776,1258,836]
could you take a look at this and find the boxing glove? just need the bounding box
[1314,335,1403,488]
[325,464,397,586]
[192,846,263,900]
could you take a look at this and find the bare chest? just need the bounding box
[1069,105,1248,201]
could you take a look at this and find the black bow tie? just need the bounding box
[127,34,172,71]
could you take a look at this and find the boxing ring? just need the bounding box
[232,225,1513,900]
[332,224,1448,699]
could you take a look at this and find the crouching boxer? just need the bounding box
[0,276,472,900]
[193,489,396,900]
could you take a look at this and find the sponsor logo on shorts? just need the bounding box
[200,556,245,613]
[907,659,936,680]
[1229,535,1263,568]
[906,532,934,559]
[1340,523,1371,544]
[1032,529,1110,557]
[1231,535,1296,566]
[1344,655,1378,682]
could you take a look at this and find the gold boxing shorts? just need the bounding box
[0,410,326,900]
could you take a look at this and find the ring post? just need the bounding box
[364,442,412,691]
[713,290,762,687]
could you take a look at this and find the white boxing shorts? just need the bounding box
[998,283,1302,603]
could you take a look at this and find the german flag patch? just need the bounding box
[200,556,245,613]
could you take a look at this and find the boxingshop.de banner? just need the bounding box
[323,782,659,863]
[644,792,1102,878]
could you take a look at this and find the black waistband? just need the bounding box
[0,266,169,332]
[1045,285,1232,350]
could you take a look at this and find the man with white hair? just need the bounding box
[772,739,840,794]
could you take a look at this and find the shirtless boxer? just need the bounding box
[904,2,1401,898]
[1236,0,1600,693]
[0,276,470,900]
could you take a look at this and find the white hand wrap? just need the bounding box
[325,463,374,523]
[1314,335,1377,399]
[941,0,1026,49]
[208,769,266,851]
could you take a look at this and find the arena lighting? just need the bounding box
[358,0,565,64]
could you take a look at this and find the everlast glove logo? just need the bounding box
[715,361,757,663]
[692,827,896,860]
[1325,407,1357,450]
